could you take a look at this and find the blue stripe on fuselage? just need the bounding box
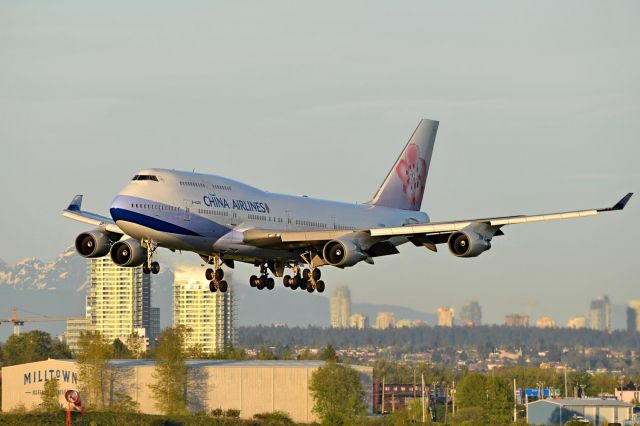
[110,195,231,238]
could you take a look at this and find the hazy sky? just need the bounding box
[1,1,638,326]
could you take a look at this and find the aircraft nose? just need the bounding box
[109,194,130,222]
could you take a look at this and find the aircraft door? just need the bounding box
[183,200,191,221]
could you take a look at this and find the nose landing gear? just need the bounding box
[142,240,160,275]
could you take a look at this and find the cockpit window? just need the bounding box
[132,175,158,182]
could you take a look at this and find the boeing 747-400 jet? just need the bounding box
[63,119,632,294]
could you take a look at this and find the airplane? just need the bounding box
[63,119,632,294]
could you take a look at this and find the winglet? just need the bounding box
[598,193,633,212]
[67,195,83,211]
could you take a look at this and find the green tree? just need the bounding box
[319,344,338,362]
[148,327,189,415]
[309,362,365,426]
[457,373,487,410]
[39,377,60,412]
[76,331,113,409]
[112,338,132,359]
[1,330,62,366]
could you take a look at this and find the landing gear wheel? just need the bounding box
[267,277,275,290]
[143,264,151,274]
[283,275,291,287]
[218,280,228,293]
[259,276,266,287]
[316,280,325,293]
[205,268,214,281]
[214,268,224,281]
[306,284,315,293]
[299,280,307,291]
[250,275,258,287]
[303,268,311,281]
[290,275,299,290]
[312,268,321,281]
[209,281,217,292]
[150,261,160,274]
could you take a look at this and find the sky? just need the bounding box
[1,1,638,326]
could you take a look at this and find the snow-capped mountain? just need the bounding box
[0,246,86,291]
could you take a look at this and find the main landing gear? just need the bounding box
[142,240,160,275]
[206,256,228,293]
[249,264,275,290]
[283,265,325,293]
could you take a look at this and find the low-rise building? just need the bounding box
[1,359,373,423]
[526,398,633,426]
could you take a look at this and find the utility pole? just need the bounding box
[564,365,568,398]
[513,378,517,422]
[421,374,426,424]
[452,380,456,417]
[381,376,385,414]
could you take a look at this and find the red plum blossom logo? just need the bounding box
[395,144,427,208]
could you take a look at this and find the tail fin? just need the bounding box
[369,119,439,211]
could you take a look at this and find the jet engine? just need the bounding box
[74,230,112,258]
[447,231,491,258]
[322,239,366,268]
[109,239,147,267]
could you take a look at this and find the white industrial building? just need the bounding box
[1,359,373,422]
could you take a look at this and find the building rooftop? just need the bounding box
[106,359,332,368]
[528,398,633,407]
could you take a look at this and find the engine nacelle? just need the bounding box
[447,231,491,258]
[322,239,366,268]
[109,239,147,267]
[74,231,112,258]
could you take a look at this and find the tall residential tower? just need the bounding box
[330,285,351,328]
[173,266,235,353]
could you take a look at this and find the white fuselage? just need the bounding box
[109,169,429,263]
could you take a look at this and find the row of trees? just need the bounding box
[239,324,640,352]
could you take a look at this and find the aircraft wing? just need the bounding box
[243,193,633,248]
[62,195,124,235]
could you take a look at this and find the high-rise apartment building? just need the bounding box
[589,295,611,332]
[330,285,351,328]
[567,316,586,329]
[535,316,557,328]
[459,300,482,326]
[64,318,92,352]
[86,257,151,344]
[504,314,529,327]
[173,266,235,353]
[437,306,455,327]
[150,307,161,344]
[375,312,395,330]
[349,313,368,329]
[627,299,640,333]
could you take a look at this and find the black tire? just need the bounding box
[218,280,228,293]
[214,268,224,281]
[303,268,311,280]
[283,275,291,287]
[250,275,258,287]
[259,276,266,287]
[151,262,160,274]
[209,281,217,292]
[312,268,321,281]
[316,280,325,293]
[143,264,151,275]
[205,268,214,281]
[267,277,275,290]
[299,280,307,290]
[306,284,314,293]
